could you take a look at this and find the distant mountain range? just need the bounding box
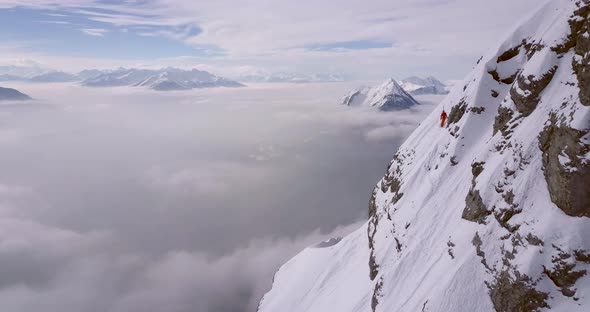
[400,76,450,95]
[29,71,80,83]
[0,64,45,79]
[84,68,244,90]
[0,67,243,90]
[236,72,344,83]
[0,86,31,101]
[0,65,452,95]
[340,78,419,111]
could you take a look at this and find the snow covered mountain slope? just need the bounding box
[0,86,31,101]
[259,1,590,311]
[341,78,420,111]
[82,68,242,90]
[401,76,450,95]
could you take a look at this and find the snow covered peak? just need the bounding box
[341,78,419,111]
[260,1,590,311]
[133,68,243,90]
[401,76,449,95]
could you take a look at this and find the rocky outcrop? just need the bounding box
[488,270,549,312]
[493,107,514,136]
[539,113,590,217]
[544,247,587,297]
[497,45,522,63]
[462,189,491,224]
[510,66,557,116]
[447,98,467,125]
[572,1,590,106]
[367,190,380,280]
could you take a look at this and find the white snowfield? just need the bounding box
[340,78,419,111]
[259,1,590,311]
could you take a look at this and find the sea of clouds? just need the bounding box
[0,81,441,311]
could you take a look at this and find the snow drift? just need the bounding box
[259,1,590,311]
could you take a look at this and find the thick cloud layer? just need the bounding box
[0,82,440,311]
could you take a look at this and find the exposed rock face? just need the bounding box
[367,190,380,280]
[572,1,590,106]
[462,189,491,224]
[493,107,514,136]
[488,270,549,312]
[544,249,587,297]
[258,2,590,312]
[497,45,522,63]
[510,67,557,116]
[446,98,467,125]
[539,113,590,217]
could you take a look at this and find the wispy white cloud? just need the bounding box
[81,28,108,37]
[1,0,545,78]
[38,20,72,25]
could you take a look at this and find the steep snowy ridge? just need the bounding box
[259,1,590,311]
[341,78,419,111]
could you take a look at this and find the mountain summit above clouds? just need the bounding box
[400,76,450,95]
[0,86,31,101]
[259,0,590,311]
[340,78,419,111]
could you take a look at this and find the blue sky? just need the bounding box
[0,0,544,79]
[0,7,215,59]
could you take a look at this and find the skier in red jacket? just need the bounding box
[440,110,448,127]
